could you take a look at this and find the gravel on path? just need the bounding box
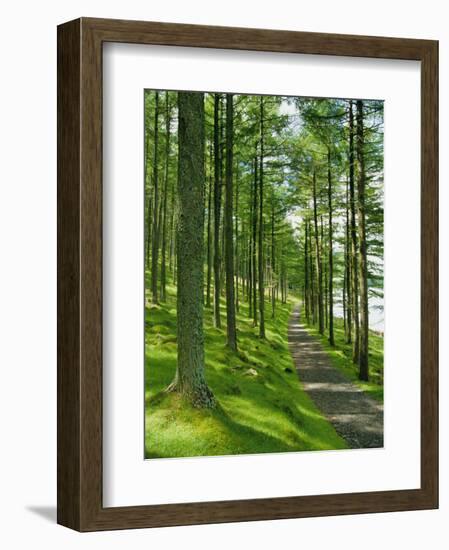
[288,305,384,449]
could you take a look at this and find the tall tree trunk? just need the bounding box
[144,122,152,270]
[356,100,369,381]
[321,215,328,329]
[219,105,226,296]
[271,189,276,319]
[167,92,214,408]
[168,133,177,284]
[145,179,153,270]
[311,241,316,325]
[327,148,335,346]
[213,94,222,328]
[248,179,253,318]
[349,100,360,363]
[304,219,310,323]
[235,168,240,313]
[151,91,160,303]
[168,155,176,277]
[252,154,258,326]
[343,264,347,335]
[224,94,237,351]
[312,169,324,334]
[160,92,171,302]
[242,219,247,303]
[205,144,213,308]
[345,176,352,343]
[258,97,266,339]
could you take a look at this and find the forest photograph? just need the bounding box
[144,89,384,459]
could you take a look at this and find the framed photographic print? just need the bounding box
[57,17,438,531]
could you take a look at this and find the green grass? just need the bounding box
[145,278,347,459]
[304,316,384,402]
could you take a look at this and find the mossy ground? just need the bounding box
[145,279,347,459]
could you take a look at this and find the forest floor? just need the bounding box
[289,305,384,449]
[145,282,347,458]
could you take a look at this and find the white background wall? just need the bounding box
[0,0,447,548]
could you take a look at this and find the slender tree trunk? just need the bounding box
[322,215,328,330]
[252,154,258,326]
[248,180,253,318]
[235,168,240,313]
[345,176,352,343]
[151,91,160,303]
[356,100,369,381]
[168,160,176,277]
[160,92,171,302]
[258,97,266,339]
[220,208,225,297]
[312,169,324,334]
[343,265,347,335]
[349,100,360,363]
[144,121,152,270]
[167,92,214,408]
[145,181,153,270]
[271,189,276,319]
[224,94,237,351]
[213,94,222,328]
[304,220,310,323]
[327,148,335,346]
[219,105,226,297]
[311,243,316,325]
[168,134,177,284]
[242,219,247,303]
[206,144,213,308]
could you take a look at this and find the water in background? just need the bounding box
[333,293,384,334]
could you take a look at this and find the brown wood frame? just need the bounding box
[57,17,438,532]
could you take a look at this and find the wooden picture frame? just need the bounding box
[57,17,438,531]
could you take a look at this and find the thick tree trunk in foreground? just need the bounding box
[224,94,237,351]
[151,91,160,303]
[168,92,215,408]
[349,100,360,363]
[213,94,222,328]
[356,100,369,381]
[258,97,266,339]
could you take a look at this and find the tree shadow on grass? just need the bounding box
[212,403,300,454]
[146,400,301,459]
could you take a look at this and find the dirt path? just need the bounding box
[288,305,384,449]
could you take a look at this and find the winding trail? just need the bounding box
[288,305,384,449]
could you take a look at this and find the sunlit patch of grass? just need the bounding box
[304,316,384,402]
[145,277,347,458]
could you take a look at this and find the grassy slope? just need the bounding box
[145,280,347,459]
[304,317,384,402]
